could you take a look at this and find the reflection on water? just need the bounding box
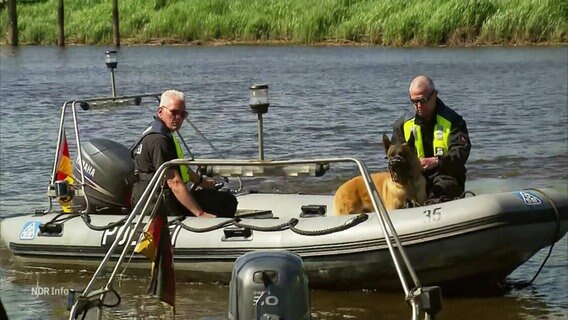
[0,46,567,319]
[1,237,566,320]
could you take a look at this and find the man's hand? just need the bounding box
[420,157,439,171]
[199,177,217,190]
[196,210,216,218]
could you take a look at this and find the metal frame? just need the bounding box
[47,93,162,214]
[69,157,433,320]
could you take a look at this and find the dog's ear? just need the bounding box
[382,133,392,155]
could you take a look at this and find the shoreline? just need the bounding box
[2,38,567,48]
[3,0,565,49]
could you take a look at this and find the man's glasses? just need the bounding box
[161,106,188,119]
[410,90,436,105]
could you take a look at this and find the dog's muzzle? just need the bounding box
[388,155,406,182]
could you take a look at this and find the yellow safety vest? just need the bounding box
[403,115,451,158]
[173,135,191,183]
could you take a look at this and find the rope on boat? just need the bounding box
[174,217,234,233]
[80,214,129,231]
[423,190,476,206]
[44,212,82,225]
[174,213,368,236]
[506,188,562,290]
[233,218,299,232]
[290,213,368,236]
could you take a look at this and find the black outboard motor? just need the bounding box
[228,250,311,320]
[72,138,134,213]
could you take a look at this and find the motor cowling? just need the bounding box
[71,138,134,213]
[228,250,311,320]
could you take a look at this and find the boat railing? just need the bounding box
[46,93,161,214]
[69,156,441,320]
[45,92,245,215]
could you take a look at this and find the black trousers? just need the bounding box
[427,174,465,200]
[192,189,238,218]
[165,189,238,218]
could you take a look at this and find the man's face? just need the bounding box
[410,87,437,119]
[158,98,187,131]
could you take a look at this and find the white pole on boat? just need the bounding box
[71,100,92,213]
[105,50,118,97]
[46,101,69,212]
[351,159,415,291]
[249,84,269,160]
[68,161,167,319]
[349,158,425,319]
[257,113,264,160]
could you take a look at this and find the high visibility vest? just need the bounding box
[403,115,451,158]
[173,134,191,183]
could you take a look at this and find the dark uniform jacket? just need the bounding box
[130,117,238,217]
[392,98,471,197]
[130,117,179,207]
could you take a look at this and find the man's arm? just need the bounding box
[151,136,216,218]
[166,168,216,218]
[440,119,471,170]
[187,168,216,190]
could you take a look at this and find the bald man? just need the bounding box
[391,75,471,201]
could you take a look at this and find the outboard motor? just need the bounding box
[72,138,134,213]
[228,250,311,320]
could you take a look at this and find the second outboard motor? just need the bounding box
[72,138,134,213]
[228,250,310,320]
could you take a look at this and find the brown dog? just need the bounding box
[333,133,427,214]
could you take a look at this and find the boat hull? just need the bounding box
[2,188,567,292]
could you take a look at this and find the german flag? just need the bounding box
[57,130,74,213]
[135,210,176,312]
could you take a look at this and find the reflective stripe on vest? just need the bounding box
[173,134,191,184]
[403,115,451,158]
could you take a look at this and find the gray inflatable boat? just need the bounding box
[2,184,566,291]
[1,93,566,293]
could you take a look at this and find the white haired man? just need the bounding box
[130,90,237,218]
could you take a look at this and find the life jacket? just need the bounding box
[402,111,452,158]
[130,117,191,183]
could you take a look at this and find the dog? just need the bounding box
[333,133,427,215]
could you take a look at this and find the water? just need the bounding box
[0,46,567,319]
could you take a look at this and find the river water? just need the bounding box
[0,46,566,319]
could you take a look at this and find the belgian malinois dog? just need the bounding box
[333,133,427,215]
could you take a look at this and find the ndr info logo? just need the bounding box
[31,286,69,296]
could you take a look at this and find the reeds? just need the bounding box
[1,0,566,45]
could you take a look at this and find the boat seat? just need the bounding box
[234,209,274,219]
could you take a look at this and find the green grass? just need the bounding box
[1,0,566,45]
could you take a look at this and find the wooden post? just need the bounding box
[7,0,18,46]
[112,0,120,46]
[57,0,65,46]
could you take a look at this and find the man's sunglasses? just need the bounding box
[410,90,436,105]
[161,106,188,119]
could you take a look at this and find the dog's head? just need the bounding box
[382,133,421,184]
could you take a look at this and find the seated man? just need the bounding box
[130,89,237,218]
[391,75,471,200]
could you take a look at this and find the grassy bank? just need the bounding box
[1,0,566,46]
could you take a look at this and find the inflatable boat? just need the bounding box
[1,93,566,293]
[2,186,566,291]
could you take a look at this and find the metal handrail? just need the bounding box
[47,93,162,214]
[69,157,426,320]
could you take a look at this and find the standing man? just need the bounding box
[131,89,237,218]
[391,75,471,200]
